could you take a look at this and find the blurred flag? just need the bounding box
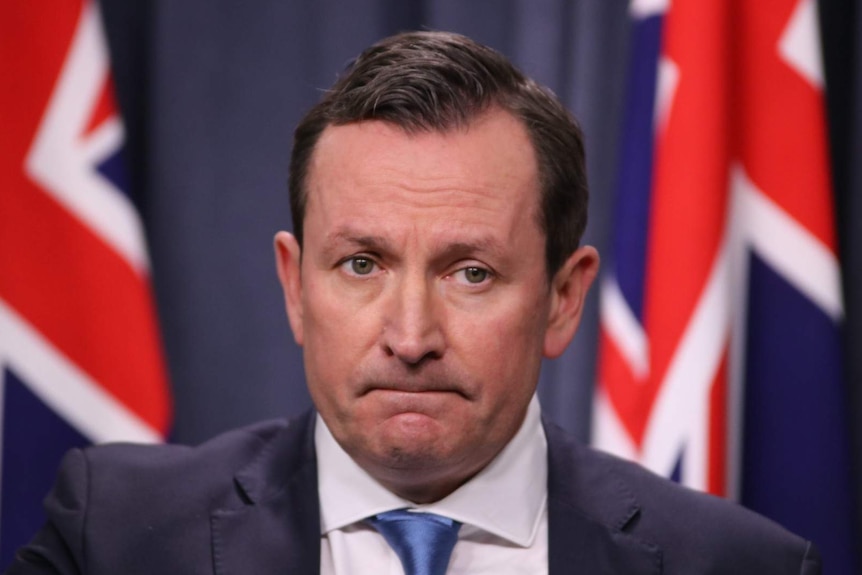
[593,0,856,571]
[0,0,171,565]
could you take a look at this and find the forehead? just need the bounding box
[304,110,542,235]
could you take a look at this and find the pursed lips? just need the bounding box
[358,380,470,399]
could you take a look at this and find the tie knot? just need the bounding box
[367,509,462,575]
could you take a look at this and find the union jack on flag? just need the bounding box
[594,0,856,571]
[0,0,171,565]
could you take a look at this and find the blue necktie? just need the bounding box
[367,509,462,575]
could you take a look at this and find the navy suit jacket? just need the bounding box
[7,411,820,574]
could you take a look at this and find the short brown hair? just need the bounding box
[289,30,588,275]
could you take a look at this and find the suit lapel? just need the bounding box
[211,412,321,575]
[545,420,662,575]
[207,413,662,574]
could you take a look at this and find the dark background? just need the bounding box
[99,0,860,548]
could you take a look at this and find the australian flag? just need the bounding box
[593,0,857,572]
[0,0,171,567]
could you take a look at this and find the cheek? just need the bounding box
[301,294,354,390]
[301,285,382,394]
[455,299,548,393]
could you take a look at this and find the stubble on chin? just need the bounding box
[348,430,484,503]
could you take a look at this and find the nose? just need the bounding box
[381,273,445,365]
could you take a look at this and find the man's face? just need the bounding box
[275,109,597,502]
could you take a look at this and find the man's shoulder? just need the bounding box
[544,420,820,573]
[83,417,291,475]
[9,415,318,574]
[574,440,772,528]
[78,419,288,484]
[55,414,313,517]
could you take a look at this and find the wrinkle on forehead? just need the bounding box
[304,109,544,265]
[316,189,528,236]
[308,110,539,204]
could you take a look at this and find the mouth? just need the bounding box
[361,388,468,421]
[358,380,470,399]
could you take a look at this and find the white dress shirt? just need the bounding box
[316,395,549,575]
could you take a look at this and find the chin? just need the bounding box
[366,421,459,471]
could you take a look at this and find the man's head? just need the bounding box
[275,31,598,503]
[289,31,589,277]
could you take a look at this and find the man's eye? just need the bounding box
[345,257,376,275]
[456,266,490,284]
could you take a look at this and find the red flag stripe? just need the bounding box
[0,177,170,433]
[737,1,835,250]
[639,0,731,448]
[82,75,118,139]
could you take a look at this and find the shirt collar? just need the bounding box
[316,395,547,547]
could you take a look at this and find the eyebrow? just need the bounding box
[436,239,503,261]
[320,230,394,260]
[320,228,506,265]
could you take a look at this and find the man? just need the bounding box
[8,31,819,574]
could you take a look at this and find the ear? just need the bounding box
[274,231,304,346]
[543,245,600,358]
